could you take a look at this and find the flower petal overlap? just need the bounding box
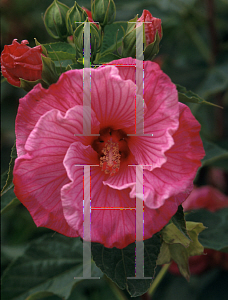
[13,58,205,248]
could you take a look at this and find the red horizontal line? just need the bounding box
[91,207,136,210]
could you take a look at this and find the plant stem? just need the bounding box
[147,263,171,298]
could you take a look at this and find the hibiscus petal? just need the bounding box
[1,65,20,86]
[90,66,138,132]
[13,105,99,236]
[143,103,205,209]
[16,65,139,156]
[183,186,228,212]
[62,141,188,248]
[144,191,187,238]
[106,57,179,170]
[13,154,76,236]
[62,142,138,248]
[15,70,85,156]
[103,152,137,191]
[24,105,100,153]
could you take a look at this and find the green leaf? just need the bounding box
[66,63,84,70]
[34,38,48,57]
[157,222,205,281]
[42,42,76,64]
[144,31,162,61]
[1,234,102,300]
[95,53,121,64]
[41,56,59,85]
[100,22,128,54]
[91,232,161,297]
[20,78,49,92]
[1,197,20,215]
[171,205,191,240]
[25,291,56,300]
[43,42,76,55]
[176,84,223,108]
[185,208,228,252]
[1,142,17,196]
[1,143,20,214]
[47,51,75,61]
[161,223,191,248]
[202,139,228,169]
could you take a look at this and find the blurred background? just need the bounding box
[1,0,228,299]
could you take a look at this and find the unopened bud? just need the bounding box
[44,0,69,40]
[66,2,88,36]
[91,0,116,27]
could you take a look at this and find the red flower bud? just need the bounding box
[82,7,93,22]
[137,9,162,46]
[1,39,43,87]
[82,7,99,28]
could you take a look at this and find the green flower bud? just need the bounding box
[74,20,101,63]
[122,12,163,60]
[66,2,88,36]
[122,15,138,58]
[44,0,69,40]
[91,0,116,27]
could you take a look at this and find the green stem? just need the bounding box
[147,263,171,297]
[184,20,211,65]
[105,276,128,300]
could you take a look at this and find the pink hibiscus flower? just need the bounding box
[13,57,205,248]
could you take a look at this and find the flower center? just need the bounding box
[100,139,121,176]
[91,127,130,176]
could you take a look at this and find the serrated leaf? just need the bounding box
[157,222,205,281]
[1,143,20,214]
[185,208,228,252]
[1,197,20,214]
[1,184,15,209]
[172,205,190,240]
[1,170,9,190]
[1,142,17,196]
[91,232,161,297]
[176,84,222,108]
[1,234,102,300]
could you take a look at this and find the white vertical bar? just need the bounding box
[135,165,144,277]
[74,165,100,279]
[83,165,91,277]
[136,21,144,136]
[83,22,91,136]
[128,23,152,279]
[135,22,144,278]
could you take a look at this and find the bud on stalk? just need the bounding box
[91,0,116,27]
[66,2,88,36]
[74,20,101,63]
[44,0,69,40]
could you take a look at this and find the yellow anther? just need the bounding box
[100,139,121,176]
